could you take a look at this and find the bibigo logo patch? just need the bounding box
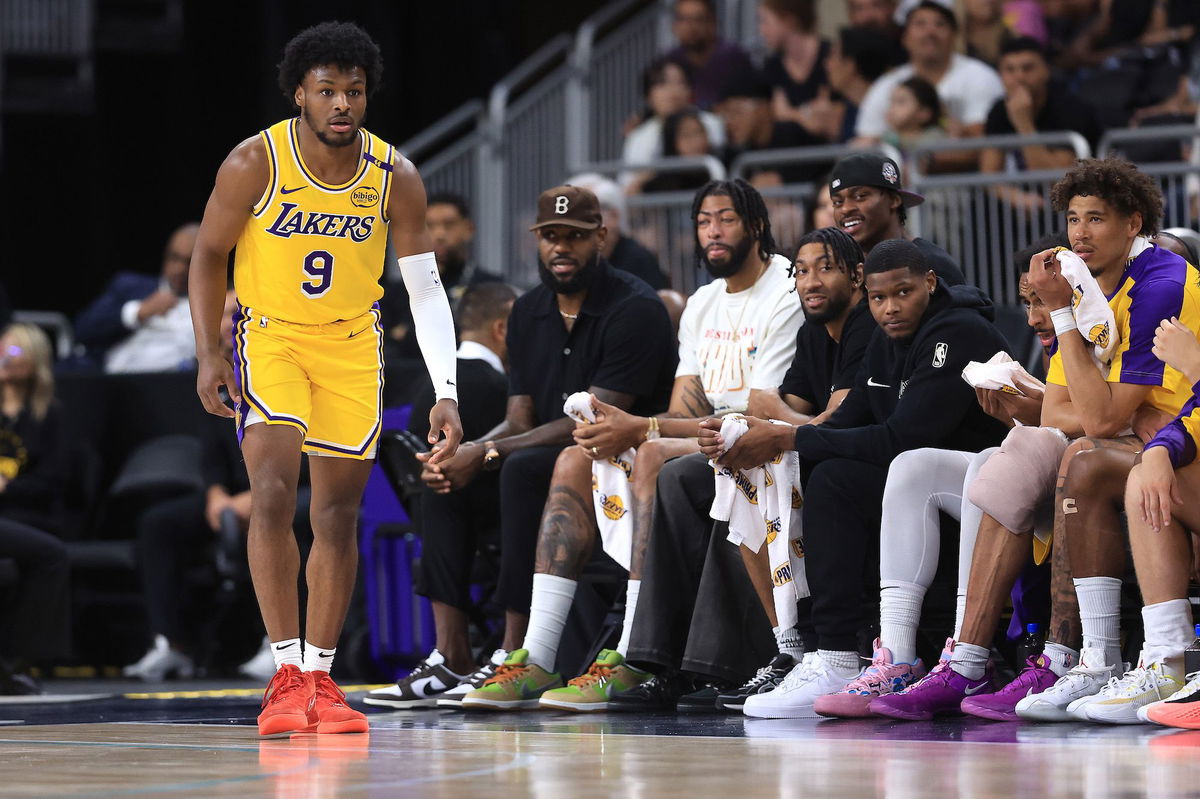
[351,187,380,207]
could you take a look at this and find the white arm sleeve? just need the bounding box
[398,251,459,403]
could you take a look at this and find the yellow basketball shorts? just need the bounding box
[232,304,384,459]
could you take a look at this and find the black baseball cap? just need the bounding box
[828,152,924,208]
[529,185,604,231]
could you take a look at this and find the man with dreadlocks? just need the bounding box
[700,238,1010,717]
[461,180,801,711]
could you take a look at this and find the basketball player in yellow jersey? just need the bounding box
[188,22,462,736]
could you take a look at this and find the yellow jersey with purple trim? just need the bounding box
[1147,381,1200,467]
[1046,242,1200,417]
[233,118,394,325]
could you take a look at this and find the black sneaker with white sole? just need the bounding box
[715,653,796,711]
[363,649,469,709]
[436,649,509,708]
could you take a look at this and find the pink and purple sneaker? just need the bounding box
[869,639,994,721]
[961,654,1059,722]
[814,640,926,719]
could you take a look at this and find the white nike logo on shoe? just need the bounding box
[866,377,891,388]
[963,683,989,696]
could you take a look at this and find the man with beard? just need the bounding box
[461,179,801,710]
[188,22,463,735]
[425,185,675,709]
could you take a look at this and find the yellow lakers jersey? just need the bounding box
[234,118,393,324]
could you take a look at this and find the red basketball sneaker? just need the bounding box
[309,671,369,734]
[258,664,315,736]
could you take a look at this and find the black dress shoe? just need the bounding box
[608,670,694,712]
[676,679,735,713]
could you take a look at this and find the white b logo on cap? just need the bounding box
[555,196,570,214]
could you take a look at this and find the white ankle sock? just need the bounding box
[523,573,577,671]
[949,641,989,680]
[953,593,967,642]
[773,625,805,661]
[302,641,335,673]
[615,579,641,657]
[1142,598,1193,675]
[817,649,860,675]
[271,638,302,670]
[1074,576,1123,668]
[880,580,925,664]
[1042,641,1078,677]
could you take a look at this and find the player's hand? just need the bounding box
[698,418,725,461]
[137,289,179,322]
[426,398,463,464]
[1028,248,1074,311]
[419,440,482,494]
[1129,446,1182,532]
[1153,317,1200,383]
[205,486,232,531]
[196,353,239,418]
[572,398,643,459]
[717,416,792,472]
[1004,83,1036,131]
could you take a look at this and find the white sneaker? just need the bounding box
[742,652,858,719]
[436,650,508,708]
[1083,655,1185,725]
[237,637,277,682]
[1015,647,1114,722]
[123,634,195,681]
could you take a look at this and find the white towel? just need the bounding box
[961,351,1046,397]
[563,392,636,571]
[1055,248,1119,365]
[709,415,809,630]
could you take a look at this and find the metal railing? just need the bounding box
[398,100,486,224]
[1,0,92,54]
[1098,125,1200,160]
[732,142,904,179]
[580,153,727,182]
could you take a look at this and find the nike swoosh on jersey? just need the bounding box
[866,377,892,388]
[409,675,448,696]
[280,185,307,194]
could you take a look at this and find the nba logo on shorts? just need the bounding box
[932,342,947,368]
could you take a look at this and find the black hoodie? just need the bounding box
[792,281,1011,466]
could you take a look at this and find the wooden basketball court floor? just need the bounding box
[3,683,1200,797]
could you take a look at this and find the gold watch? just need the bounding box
[482,440,502,471]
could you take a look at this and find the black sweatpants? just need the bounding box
[802,458,888,653]
[0,517,70,663]
[495,445,563,615]
[415,472,500,610]
[626,452,778,683]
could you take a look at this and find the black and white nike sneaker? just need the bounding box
[716,653,796,711]
[363,650,469,709]
[437,650,509,709]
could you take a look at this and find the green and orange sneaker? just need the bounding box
[460,649,562,710]
[539,650,651,712]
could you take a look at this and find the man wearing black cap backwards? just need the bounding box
[414,185,676,702]
[828,151,966,286]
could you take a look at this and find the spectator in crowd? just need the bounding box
[381,193,501,360]
[665,0,756,111]
[416,186,675,705]
[882,76,946,154]
[364,282,517,709]
[123,291,314,682]
[621,57,725,192]
[75,222,200,373]
[824,26,905,143]
[0,323,69,694]
[963,0,1048,67]
[758,0,832,135]
[716,65,826,185]
[810,182,836,230]
[566,174,669,290]
[848,0,901,39]
[640,108,718,195]
[462,179,801,711]
[856,2,1004,168]
[827,152,966,283]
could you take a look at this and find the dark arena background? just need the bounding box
[2,0,1200,795]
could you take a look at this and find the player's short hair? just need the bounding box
[691,179,777,264]
[1013,232,1069,277]
[457,282,517,333]
[792,227,864,280]
[1050,157,1163,236]
[427,192,471,220]
[863,237,928,277]
[277,21,384,106]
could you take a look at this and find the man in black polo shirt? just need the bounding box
[421,185,675,705]
[829,152,966,285]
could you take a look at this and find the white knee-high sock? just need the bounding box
[880,580,925,664]
[522,574,577,672]
[1142,598,1193,677]
[615,579,641,657]
[1074,576,1123,668]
